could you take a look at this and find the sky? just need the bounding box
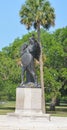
[0,0,67,50]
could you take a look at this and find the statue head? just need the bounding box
[29,34,36,45]
[29,38,34,45]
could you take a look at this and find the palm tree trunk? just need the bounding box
[37,22,46,113]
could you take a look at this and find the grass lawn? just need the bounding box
[46,103,67,117]
[0,101,67,117]
[0,101,15,115]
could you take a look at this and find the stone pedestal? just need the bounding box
[8,84,50,120]
[15,87,42,115]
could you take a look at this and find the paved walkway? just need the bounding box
[0,115,67,130]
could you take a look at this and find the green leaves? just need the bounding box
[19,0,55,30]
[41,27,67,101]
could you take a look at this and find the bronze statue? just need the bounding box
[20,35,41,87]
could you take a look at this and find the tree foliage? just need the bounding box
[19,0,55,30]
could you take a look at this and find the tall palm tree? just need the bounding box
[19,0,55,113]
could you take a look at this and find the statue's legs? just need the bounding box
[20,58,38,85]
[27,66,37,84]
[25,58,37,84]
[20,66,26,85]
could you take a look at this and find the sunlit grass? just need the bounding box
[0,101,15,115]
[0,101,67,116]
[46,103,67,117]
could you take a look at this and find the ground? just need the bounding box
[0,115,67,130]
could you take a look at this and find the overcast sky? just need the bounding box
[0,0,67,50]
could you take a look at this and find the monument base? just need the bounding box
[8,85,50,120]
[16,86,42,111]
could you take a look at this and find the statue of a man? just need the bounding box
[20,35,41,86]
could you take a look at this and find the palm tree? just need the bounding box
[19,0,55,113]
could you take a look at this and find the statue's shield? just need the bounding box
[21,52,32,66]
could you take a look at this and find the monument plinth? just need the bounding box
[15,83,42,116]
